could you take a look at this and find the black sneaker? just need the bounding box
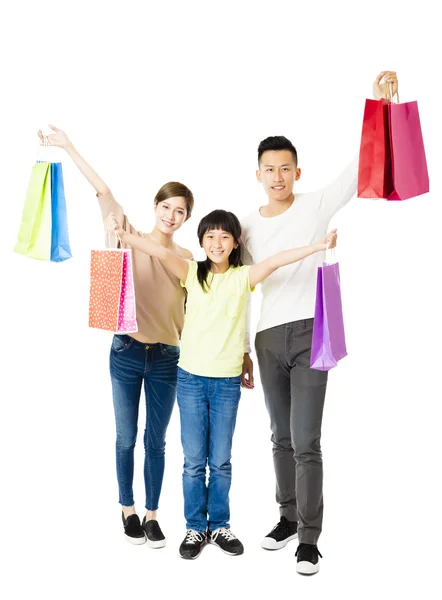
[122,512,146,545]
[141,517,166,549]
[295,543,322,575]
[207,528,244,556]
[261,516,298,550]
[179,530,206,560]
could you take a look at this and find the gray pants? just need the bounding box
[255,318,328,545]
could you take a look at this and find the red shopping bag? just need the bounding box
[358,97,429,200]
[358,98,393,198]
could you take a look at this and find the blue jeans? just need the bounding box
[110,335,179,510]
[177,367,241,532]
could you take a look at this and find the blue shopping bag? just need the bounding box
[50,163,72,262]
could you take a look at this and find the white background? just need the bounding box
[1,1,441,598]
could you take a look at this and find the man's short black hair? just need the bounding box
[258,136,298,166]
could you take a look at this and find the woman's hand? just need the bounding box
[37,124,73,150]
[105,213,125,240]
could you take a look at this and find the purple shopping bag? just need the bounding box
[388,101,429,200]
[310,262,347,371]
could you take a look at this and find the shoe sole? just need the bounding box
[208,539,244,556]
[179,552,202,560]
[296,561,320,575]
[146,538,166,549]
[125,534,147,545]
[261,533,298,550]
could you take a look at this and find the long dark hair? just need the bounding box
[196,210,243,292]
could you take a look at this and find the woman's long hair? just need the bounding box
[197,210,243,292]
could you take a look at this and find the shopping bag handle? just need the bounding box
[36,136,49,162]
[105,229,123,250]
[36,135,62,163]
[325,245,337,265]
[386,81,400,104]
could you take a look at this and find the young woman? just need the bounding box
[106,207,337,559]
[39,126,194,548]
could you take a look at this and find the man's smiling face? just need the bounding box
[257,150,301,201]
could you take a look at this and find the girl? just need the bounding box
[106,208,337,559]
[39,126,194,547]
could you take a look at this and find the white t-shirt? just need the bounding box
[241,156,358,349]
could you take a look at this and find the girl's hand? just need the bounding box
[318,229,337,251]
[37,124,73,150]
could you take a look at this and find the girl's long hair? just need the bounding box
[197,210,243,292]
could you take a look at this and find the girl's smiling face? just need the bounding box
[202,228,238,266]
[154,196,188,234]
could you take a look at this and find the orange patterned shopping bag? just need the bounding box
[88,248,138,333]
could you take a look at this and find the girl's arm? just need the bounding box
[107,214,189,282]
[249,229,337,288]
[38,125,109,195]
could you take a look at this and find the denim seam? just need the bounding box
[145,352,154,511]
[112,346,134,507]
[117,445,125,505]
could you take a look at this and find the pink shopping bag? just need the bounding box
[388,101,429,200]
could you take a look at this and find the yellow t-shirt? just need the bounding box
[178,260,254,377]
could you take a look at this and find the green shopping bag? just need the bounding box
[14,162,52,260]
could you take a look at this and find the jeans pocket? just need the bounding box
[227,375,241,386]
[162,344,180,358]
[111,335,134,353]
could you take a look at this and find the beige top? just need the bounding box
[98,191,187,346]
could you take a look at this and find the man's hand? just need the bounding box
[373,71,398,101]
[241,353,254,389]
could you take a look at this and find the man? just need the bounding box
[240,71,398,575]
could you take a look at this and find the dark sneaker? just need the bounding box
[141,517,166,549]
[179,530,206,560]
[295,543,322,575]
[261,516,298,550]
[207,528,244,556]
[122,512,146,545]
